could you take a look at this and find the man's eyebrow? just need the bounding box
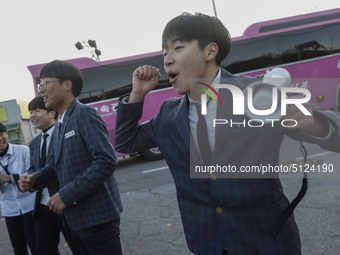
[163,38,184,51]
[171,38,183,44]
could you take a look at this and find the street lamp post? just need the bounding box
[212,0,218,18]
[75,39,101,61]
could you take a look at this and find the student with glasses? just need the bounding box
[19,60,123,255]
[27,96,81,255]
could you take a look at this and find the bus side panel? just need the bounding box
[244,54,340,109]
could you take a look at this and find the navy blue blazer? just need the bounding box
[115,69,340,255]
[34,99,122,231]
[28,130,59,217]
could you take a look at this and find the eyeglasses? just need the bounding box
[37,79,59,92]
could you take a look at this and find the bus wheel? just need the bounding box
[141,147,163,161]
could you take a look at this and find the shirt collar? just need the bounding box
[188,68,222,104]
[5,143,13,156]
[58,110,67,124]
[211,68,222,87]
[43,125,55,137]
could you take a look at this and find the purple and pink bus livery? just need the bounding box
[28,8,340,159]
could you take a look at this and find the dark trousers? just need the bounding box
[34,204,81,255]
[5,211,38,255]
[71,219,122,255]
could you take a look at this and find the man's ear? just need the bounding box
[64,80,72,92]
[48,110,57,120]
[205,42,219,62]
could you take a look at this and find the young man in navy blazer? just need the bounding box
[28,95,80,255]
[20,61,123,255]
[114,13,340,255]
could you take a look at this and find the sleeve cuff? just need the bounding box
[305,120,334,141]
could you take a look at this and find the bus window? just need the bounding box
[78,55,169,104]
[78,90,103,104]
[80,68,104,103]
[328,23,340,52]
[259,12,340,33]
[276,26,333,63]
[223,36,280,74]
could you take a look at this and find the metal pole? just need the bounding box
[81,39,100,61]
[212,0,218,18]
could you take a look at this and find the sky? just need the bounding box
[0,0,339,102]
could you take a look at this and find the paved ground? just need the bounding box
[0,150,339,254]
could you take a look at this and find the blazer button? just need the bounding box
[216,207,223,213]
[210,174,217,181]
[73,202,77,205]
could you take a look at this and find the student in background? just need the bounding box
[0,122,37,255]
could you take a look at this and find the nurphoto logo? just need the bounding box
[194,78,312,128]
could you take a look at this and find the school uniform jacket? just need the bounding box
[28,131,59,217]
[34,99,123,231]
[115,69,340,255]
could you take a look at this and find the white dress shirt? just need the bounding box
[40,125,55,205]
[0,144,36,217]
[188,68,222,160]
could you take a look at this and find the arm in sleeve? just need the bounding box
[58,106,118,206]
[114,94,160,153]
[27,141,36,175]
[33,147,58,189]
[286,108,340,152]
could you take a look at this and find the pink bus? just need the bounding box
[28,8,340,160]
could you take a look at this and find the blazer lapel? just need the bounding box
[47,131,55,159]
[35,134,42,168]
[55,122,63,164]
[174,96,191,155]
[55,99,78,164]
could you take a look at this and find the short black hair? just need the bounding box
[39,60,83,97]
[162,12,231,66]
[0,123,7,133]
[28,96,59,120]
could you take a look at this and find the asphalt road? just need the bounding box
[0,136,339,254]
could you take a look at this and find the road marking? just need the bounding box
[143,166,168,174]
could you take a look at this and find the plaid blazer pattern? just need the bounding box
[34,99,122,231]
[115,69,340,255]
[28,132,59,217]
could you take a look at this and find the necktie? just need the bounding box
[58,122,62,135]
[195,104,212,165]
[39,133,49,168]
